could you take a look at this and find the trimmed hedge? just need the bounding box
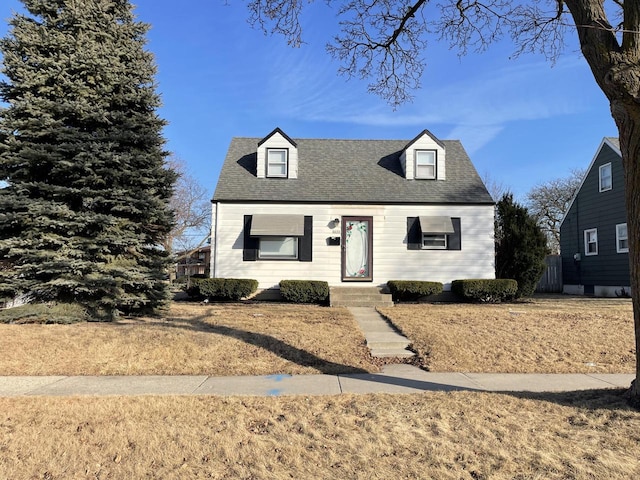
[451,279,518,303]
[387,280,443,302]
[0,302,88,324]
[187,278,258,301]
[279,280,330,304]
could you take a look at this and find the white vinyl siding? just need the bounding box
[584,228,598,256]
[599,163,612,192]
[616,223,628,253]
[211,203,494,289]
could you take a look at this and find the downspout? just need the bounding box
[576,196,581,286]
[211,201,220,278]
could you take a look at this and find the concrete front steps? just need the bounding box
[330,287,393,307]
[348,307,415,359]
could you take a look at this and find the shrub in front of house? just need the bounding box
[0,302,88,324]
[279,280,330,305]
[188,278,258,301]
[387,280,443,302]
[451,279,518,303]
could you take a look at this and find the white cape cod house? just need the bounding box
[210,128,495,292]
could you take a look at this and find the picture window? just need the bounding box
[258,237,298,259]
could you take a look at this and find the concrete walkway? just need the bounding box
[0,365,634,397]
[348,307,414,358]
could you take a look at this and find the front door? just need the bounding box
[342,216,373,281]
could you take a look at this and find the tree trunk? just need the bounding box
[564,0,640,407]
[614,104,640,407]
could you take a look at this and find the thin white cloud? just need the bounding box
[446,125,506,154]
[265,50,593,151]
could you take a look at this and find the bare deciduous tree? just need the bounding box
[480,171,509,204]
[526,169,585,254]
[164,155,211,254]
[244,0,640,405]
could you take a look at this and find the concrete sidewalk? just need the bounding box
[0,365,634,397]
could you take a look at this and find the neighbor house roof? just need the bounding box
[560,137,621,227]
[605,137,619,150]
[213,137,493,204]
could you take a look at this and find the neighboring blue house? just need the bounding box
[560,138,631,296]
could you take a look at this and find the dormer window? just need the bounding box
[415,150,436,179]
[257,129,298,179]
[267,148,288,178]
[398,130,446,180]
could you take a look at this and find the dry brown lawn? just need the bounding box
[2,390,639,479]
[379,295,636,373]
[0,303,378,376]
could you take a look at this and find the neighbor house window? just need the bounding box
[616,223,629,253]
[267,148,288,177]
[599,163,612,191]
[258,237,298,259]
[415,150,436,179]
[422,234,447,249]
[584,228,598,256]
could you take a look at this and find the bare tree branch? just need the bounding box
[163,155,211,253]
[480,170,508,203]
[326,0,429,106]
[525,168,584,254]
[242,0,629,106]
[245,0,308,47]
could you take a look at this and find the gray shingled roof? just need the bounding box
[213,136,494,204]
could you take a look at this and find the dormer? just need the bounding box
[400,129,446,180]
[256,128,298,179]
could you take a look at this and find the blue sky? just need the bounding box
[0,0,618,201]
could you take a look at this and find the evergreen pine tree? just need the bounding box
[0,0,175,319]
[495,193,548,298]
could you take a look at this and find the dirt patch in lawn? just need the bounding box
[378,296,635,373]
[2,390,639,479]
[0,303,379,376]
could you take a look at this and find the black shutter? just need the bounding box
[299,216,313,262]
[407,217,422,250]
[448,217,462,250]
[243,215,259,261]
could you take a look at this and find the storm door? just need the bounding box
[341,216,373,281]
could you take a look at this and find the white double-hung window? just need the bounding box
[584,228,598,256]
[415,150,436,179]
[599,163,612,191]
[616,223,629,253]
[267,148,288,177]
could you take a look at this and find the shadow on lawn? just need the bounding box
[137,311,370,375]
[505,388,638,412]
